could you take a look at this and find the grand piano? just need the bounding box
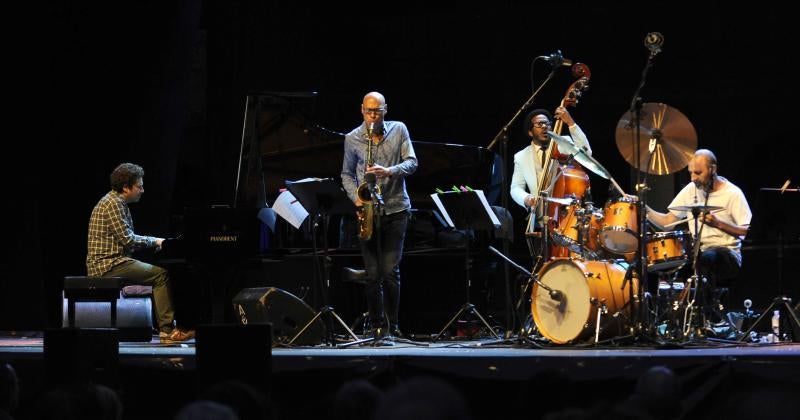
[161,92,504,328]
[234,91,503,250]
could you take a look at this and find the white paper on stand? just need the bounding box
[431,193,455,228]
[430,190,500,229]
[272,190,309,229]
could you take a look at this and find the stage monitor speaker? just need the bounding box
[231,287,324,345]
[61,296,153,342]
[196,323,271,393]
[44,328,119,388]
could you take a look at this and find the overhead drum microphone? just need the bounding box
[644,32,664,56]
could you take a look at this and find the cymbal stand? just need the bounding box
[681,198,711,338]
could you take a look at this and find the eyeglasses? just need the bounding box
[533,121,552,128]
[363,107,386,115]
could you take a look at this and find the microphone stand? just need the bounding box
[488,246,564,308]
[486,65,559,339]
[628,42,660,338]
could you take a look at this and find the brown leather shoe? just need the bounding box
[166,328,195,342]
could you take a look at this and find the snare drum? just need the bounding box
[531,259,638,344]
[646,231,690,273]
[599,197,639,254]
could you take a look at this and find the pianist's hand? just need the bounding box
[155,237,164,251]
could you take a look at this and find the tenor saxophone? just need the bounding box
[356,123,379,240]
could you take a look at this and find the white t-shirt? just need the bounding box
[668,176,752,263]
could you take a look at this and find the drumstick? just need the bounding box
[663,209,724,228]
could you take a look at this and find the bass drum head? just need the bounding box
[531,259,591,344]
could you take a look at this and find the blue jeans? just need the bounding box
[359,209,409,329]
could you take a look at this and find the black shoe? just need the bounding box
[370,327,386,340]
[369,327,394,346]
[389,326,406,340]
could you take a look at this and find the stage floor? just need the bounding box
[3,332,800,419]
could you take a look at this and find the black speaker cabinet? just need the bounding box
[61,296,153,342]
[196,323,271,392]
[231,287,324,345]
[44,328,119,388]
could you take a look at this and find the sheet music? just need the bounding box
[476,190,501,227]
[430,190,500,229]
[431,193,455,228]
[272,190,309,229]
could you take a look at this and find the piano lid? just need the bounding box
[240,93,500,210]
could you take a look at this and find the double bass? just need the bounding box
[533,64,593,259]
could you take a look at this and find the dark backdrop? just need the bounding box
[4,2,794,329]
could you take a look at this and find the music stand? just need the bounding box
[285,178,360,345]
[432,191,502,341]
[738,187,800,342]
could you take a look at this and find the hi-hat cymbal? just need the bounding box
[668,204,723,212]
[615,103,697,175]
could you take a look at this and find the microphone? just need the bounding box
[549,289,564,302]
[539,50,573,67]
[364,172,384,206]
[644,32,664,55]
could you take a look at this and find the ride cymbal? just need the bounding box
[668,204,723,212]
[615,103,697,175]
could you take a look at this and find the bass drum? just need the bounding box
[531,259,638,344]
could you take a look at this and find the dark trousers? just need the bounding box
[105,259,174,331]
[695,246,740,319]
[696,246,740,287]
[359,209,409,329]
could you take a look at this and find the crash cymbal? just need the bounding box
[615,103,697,175]
[547,131,612,180]
[668,204,723,212]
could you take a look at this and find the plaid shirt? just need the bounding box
[86,191,157,276]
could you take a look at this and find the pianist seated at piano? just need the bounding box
[86,163,195,343]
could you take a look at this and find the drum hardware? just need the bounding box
[593,300,608,344]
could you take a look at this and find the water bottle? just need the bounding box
[771,310,780,342]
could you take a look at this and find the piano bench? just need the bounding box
[63,276,124,327]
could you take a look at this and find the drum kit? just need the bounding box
[513,103,724,344]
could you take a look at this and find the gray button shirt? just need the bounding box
[341,121,418,215]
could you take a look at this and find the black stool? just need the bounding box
[63,276,124,327]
